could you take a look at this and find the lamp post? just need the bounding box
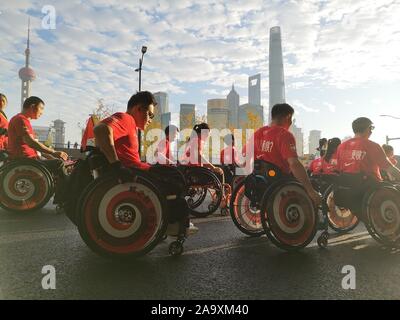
[135,46,147,157]
[380,114,400,144]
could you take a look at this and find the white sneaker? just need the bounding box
[186,222,199,236]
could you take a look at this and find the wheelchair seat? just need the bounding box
[244,160,285,206]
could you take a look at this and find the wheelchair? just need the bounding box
[65,149,190,259]
[311,174,359,234]
[230,160,320,251]
[178,165,223,218]
[0,153,55,212]
[326,174,400,249]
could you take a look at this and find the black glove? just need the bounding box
[109,161,134,183]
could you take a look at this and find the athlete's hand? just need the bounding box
[53,151,68,161]
[109,161,133,183]
[213,167,224,176]
[308,189,322,208]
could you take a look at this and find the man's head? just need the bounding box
[193,123,210,140]
[382,144,394,158]
[0,93,7,111]
[165,124,179,141]
[352,117,374,138]
[22,96,45,119]
[271,103,294,129]
[127,91,157,130]
[224,134,235,147]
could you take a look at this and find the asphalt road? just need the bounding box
[1,203,400,300]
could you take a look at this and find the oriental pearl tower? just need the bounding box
[18,19,36,110]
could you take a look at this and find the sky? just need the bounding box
[1,0,400,153]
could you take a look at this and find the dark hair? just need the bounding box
[271,103,294,120]
[382,144,394,155]
[317,138,327,157]
[0,93,7,102]
[165,124,179,137]
[352,117,373,134]
[224,134,234,146]
[324,137,341,162]
[127,91,157,110]
[193,122,210,136]
[23,96,44,109]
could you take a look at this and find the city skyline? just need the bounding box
[1,1,400,152]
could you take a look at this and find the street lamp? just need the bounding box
[135,45,147,157]
[379,114,400,144]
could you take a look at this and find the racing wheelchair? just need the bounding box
[61,149,191,259]
[310,174,359,234]
[230,160,323,251]
[323,173,400,249]
[0,151,57,212]
[178,165,224,218]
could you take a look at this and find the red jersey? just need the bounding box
[220,146,239,165]
[0,110,8,150]
[321,152,339,175]
[154,138,172,164]
[336,137,390,181]
[7,113,38,159]
[181,136,205,166]
[101,112,150,170]
[308,158,323,175]
[243,125,298,175]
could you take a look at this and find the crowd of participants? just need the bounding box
[1,91,400,230]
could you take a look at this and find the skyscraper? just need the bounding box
[248,74,261,106]
[53,119,66,149]
[18,19,36,110]
[309,130,322,156]
[154,92,169,114]
[269,26,286,122]
[290,120,304,157]
[227,84,239,129]
[207,99,228,130]
[180,104,196,131]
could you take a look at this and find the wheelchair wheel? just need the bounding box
[260,180,318,251]
[324,185,359,233]
[0,159,54,212]
[364,186,400,248]
[183,167,223,218]
[229,179,264,237]
[77,172,168,259]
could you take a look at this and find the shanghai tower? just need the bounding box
[269,26,286,123]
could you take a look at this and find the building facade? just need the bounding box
[269,26,286,123]
[308,130,322,156]
[248,74,261,107]
[227,84,240,129]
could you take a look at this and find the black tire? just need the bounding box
[229,179,264,237]
[77,172,169,260]
[323,185,359,234]
[0,159,54,212]
[182,166,223,218]
[260,180,318,251]
[364,185,400,248]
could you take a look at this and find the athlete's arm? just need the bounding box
[22,133,67,160]
[288,157,321,206]
[384,162,400,181]
[93,123,119,164]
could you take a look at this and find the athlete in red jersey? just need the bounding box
[181,123,223,175]
[7,96,68,162]
[154,125,179,165]
[243,103,321,206]
[0,93,9,151]
[336,117,400,181]
[95,91,198,234]
[308,158,323,176]
[321,138,341,175]
[381,144,398,181]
